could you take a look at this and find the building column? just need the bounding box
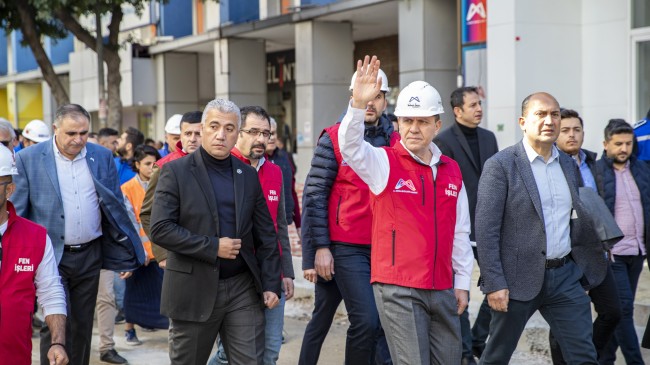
[214,38,267,108]
[398,0,458,124]
[294,21,353,183]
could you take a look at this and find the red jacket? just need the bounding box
[155,140,188,168]
[371,143,462,290]
[0,202,47,364]
[325,123,400,245]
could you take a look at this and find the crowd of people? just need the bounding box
[0,54,649,365]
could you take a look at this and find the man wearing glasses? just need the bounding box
[0,119,16,152]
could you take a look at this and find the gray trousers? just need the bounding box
[168,272,265,365]
[373,283,461,365]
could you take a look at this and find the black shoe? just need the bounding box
[100,349,128,364]
[115,310,125,324]
[461,356,477,365]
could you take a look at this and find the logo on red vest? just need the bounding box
[268,189,279,202]
[341,160,349,167]
[445,183,459,197]
[394,178,417,194]
[15,258,34,272]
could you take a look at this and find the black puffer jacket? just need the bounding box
[593,155,650,256]
[301,114,396,269]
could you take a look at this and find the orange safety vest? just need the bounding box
[121,177,154,260]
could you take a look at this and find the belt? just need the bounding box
[545,254,571,269]
[64,238,99,253]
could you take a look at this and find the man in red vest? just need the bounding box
[140,111,203,267]
[0,144,68,365]
[339,56,474,364]
[209,105,294,365]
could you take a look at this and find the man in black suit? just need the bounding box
[434,86,498,364]
[150,98,281,365]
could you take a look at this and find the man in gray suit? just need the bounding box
[475,92,607,364]
[434,86,498,363]
[12,104,145,365]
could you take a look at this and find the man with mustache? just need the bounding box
[594,119,650,364]
[433,86,498,364]
[209,105,294,365]
[300,67,397,365]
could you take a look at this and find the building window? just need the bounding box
[637,41,650,120]
[633,0,650,28]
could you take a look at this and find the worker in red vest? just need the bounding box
[339,56,474,364]
[0,144,68,365]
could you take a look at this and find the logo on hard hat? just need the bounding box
[408,96,421,108]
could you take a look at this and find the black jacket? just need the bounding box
[593,155,650,256]
[301,114,395,269]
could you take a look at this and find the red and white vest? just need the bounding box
[231,148,284,255]
[155,140,188,168]
[371,143,463,290]
[0,202,47,365]
[324,123,400,245]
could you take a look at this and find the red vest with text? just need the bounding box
[0,202,46,365]
[155,140,188,168]
[231,148,283,255]
[325,123,400,245]
[371,143,462,290]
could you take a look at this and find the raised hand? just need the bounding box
[351,55,382,109]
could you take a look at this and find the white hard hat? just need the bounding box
[349,68,390,92]
[22,119,51,143]
[0,144,17,177]
[164,114,182,134]
[393,81,444,117]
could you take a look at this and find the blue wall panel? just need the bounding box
[0,29,7,76]
[161,0,193,38]
[221,0,259,24]
[15,30,39,73]
[301,0,338,6]
[50,33,74,66]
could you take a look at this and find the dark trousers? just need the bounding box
[40,240,102,365]
[479,260,597,365]
[298,277,342,365]
[298,244,392,365]
[601,254,646,365]
[169,272,265,365]
[549,263,621,364]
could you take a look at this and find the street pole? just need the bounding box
[96,8,107,128]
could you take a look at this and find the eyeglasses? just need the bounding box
[0,141,10,147]
[240,129,271,138]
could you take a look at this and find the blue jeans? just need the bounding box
[209,292,286,365]
[600,254,646,365]
[263,291,286,364]
[113,272,125,311]
[331,244,391,365]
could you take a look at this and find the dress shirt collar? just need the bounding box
[522,138,559,164]
[399,140,442,167]
[52,137,86,162]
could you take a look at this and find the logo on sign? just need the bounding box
[467,2,486,21]
[15,258,34,272]
[394,178,417,194]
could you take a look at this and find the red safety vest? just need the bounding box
[0,202,47,365]
[371,142,462,290]
[155,140,188,168]
[325,123,400,245]
[231,148,284,254]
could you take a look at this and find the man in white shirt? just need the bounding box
[0,144,68,364]
[338,56,474,364]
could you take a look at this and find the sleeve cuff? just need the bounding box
[454,274,471,291]
[43,306,67,318]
